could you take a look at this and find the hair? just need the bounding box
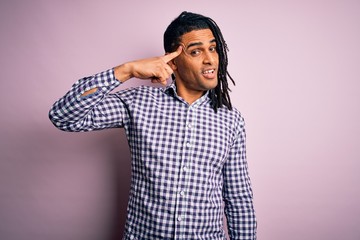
[164,11,235,112]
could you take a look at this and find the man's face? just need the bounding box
[170,29,219,96]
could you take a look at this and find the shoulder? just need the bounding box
[232,106,245,127]
[218,105,245,126]
[216,105,246,142]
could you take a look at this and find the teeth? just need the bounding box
[203,69,214,74]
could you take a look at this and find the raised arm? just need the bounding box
[49,47,182,132]
[81,46,182,96]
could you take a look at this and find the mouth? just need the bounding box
[202,68,216,79]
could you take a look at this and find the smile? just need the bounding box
[201,68,216,79]
[202,69,215,74]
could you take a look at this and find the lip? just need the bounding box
[201,68,216,73]
[201,68,217,79]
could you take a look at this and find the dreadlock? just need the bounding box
[163,11,235,113]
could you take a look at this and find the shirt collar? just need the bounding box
[164,82,211,107]
[164,82,177,96]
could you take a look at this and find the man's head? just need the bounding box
[164,11,234,112]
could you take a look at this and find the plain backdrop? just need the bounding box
[1,0,359,239]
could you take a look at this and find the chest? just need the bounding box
[128,97,234,167]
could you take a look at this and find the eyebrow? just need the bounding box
[186,39,216,49]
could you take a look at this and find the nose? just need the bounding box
[203,50,216,65]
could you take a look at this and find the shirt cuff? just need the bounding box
[77,68,121,100]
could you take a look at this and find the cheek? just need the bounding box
[176,57,202,75]
[178,62,192,73]
[175,58,187,71]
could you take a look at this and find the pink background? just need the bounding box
[1,1,359,239]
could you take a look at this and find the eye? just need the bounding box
[190,49,202,56]
[209,46,217,52]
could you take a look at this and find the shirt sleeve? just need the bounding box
[222,115,257,239]
[49,68,134,132]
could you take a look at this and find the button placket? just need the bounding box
[175,107,194,238]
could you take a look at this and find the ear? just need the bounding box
[165,52,178,71]
[167,59,177,71]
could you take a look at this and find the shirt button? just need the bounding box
[187,123,192,129]
[177,216,183,221]
[183,166,188,172]
[179,190,185,196]
[186,142,192,148]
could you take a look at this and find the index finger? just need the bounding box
[162,46,182,63]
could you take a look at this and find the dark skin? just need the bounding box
[82,29,219,105]
[81,46,181,97]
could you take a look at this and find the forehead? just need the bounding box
[180,29,215,45]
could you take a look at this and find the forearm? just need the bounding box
[224,166,257,240]
[49,68,121,132]
[76,47,182,98]
[80,63,131,97]
[224,196,257,239]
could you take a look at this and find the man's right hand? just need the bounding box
[114,46,182,85]
[81,47,182,97]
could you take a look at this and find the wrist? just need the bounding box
[114,63,133,83]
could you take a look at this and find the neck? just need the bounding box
[175,82,205,105]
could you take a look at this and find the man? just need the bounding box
[49,11,257,240]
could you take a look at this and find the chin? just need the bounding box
[198,78,218,90]
[207,80,218,90]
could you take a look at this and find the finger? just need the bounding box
[151,77,167,86]
[158,78,167,85]
[158,69,170,84]
[151,68,168,83]
[156,66,172,80]
[162,46,182,63]
[164,64,173,75]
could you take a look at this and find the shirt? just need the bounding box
[49,69,257,239]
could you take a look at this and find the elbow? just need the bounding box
[48,108,93,132]
[48,108,76,132]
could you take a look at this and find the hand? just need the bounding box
[114,46,182,85]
